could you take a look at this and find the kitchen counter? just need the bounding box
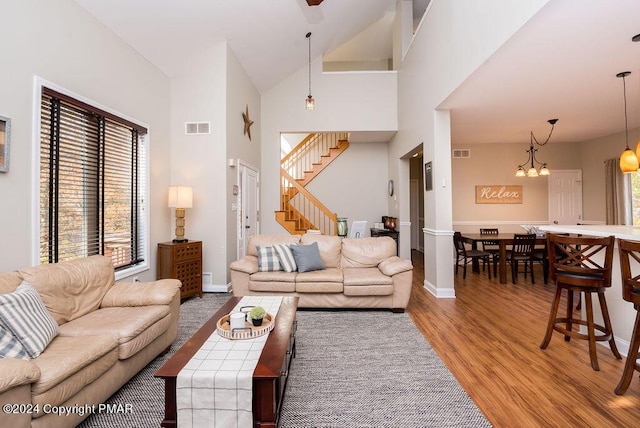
[540,224,640,240]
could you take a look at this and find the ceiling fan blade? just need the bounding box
[306,0,324,6]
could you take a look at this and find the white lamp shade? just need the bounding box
[168,185,193,208]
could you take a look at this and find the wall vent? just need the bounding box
[185,122,211,135]
[452,148,470,158]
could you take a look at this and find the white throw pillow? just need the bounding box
[0,281,59,358]
[273,243,297,272]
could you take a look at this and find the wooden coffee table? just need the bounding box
[155,296,298,428]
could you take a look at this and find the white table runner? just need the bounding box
[176,296,284,428]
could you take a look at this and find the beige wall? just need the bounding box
[0,0,171,277]
[451,141,582,233]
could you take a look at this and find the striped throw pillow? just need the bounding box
[0,282,59,358]
[273,243,297,272]
[0,325,29,360]
[256,246,282,272]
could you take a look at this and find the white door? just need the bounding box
[548,170,582,225]
[238,163,259,259]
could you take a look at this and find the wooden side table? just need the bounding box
[157,241,203,299]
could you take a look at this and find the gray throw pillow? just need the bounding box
[290,242,325,272]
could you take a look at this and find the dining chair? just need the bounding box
[480,228,500,276]
[453,232,492,280]
[615,238,640,394]
[532,238,549,284]
[506,234,536,284]
[540,233,621,371]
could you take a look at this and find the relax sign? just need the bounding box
[475,185,523,204]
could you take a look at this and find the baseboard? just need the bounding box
[203,283,231,293]
[614,336,630,358]
[423,280,456,299]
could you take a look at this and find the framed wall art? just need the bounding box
[475,185,523,204]
[0,115,10,173]
[424,161,433,191]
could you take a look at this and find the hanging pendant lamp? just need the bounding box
[617,71,639,173]
[305,32,315,110]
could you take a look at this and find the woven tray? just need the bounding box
[216,312,275,340]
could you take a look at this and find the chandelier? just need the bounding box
[515,119,558,177]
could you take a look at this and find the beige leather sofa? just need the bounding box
[0,255,181,428]
[230,234,413,312]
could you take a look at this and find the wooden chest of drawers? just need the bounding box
[157,241,202,300]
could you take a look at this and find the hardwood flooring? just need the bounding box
[407,251,640,427]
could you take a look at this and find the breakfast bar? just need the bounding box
[540,224,640,355]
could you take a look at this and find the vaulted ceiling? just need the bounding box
[72,0,640,147]
[73,0,397,94]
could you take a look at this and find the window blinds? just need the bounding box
[39,88,147,270]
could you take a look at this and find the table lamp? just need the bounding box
[168,185,193,243]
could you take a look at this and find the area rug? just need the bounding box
[79,294,490,427]
[279,309,491,428]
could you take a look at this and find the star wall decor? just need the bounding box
[242,105,254,141]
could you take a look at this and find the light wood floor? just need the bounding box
[407,251,640,427]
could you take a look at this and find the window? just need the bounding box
[39,86,147,272]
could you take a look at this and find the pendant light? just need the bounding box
[305,32,315,110]
[618,71,639,173]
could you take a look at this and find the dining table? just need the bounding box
[458,232,547,284]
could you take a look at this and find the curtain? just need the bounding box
[605,158,632,225]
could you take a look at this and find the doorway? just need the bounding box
[238,162,260,259]
[409,152,424,252]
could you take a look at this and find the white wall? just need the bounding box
[306,141,389,236]
[0,0,171,277]
[260,57,397,234]
[170,43,227,286]
[170,43,261,286]
[226,48,261,275]
[392,0,551,295]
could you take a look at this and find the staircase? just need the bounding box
[276,132,349,235]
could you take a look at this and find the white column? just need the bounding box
[423,109,455,298]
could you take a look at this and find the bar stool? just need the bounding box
[615,238,640,395]
[540,233,621,371]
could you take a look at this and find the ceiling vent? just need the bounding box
[452,149,470,159]
[185,122,211,135]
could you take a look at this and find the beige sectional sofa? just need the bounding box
[0,255,181,428]
[230,234,413,312]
